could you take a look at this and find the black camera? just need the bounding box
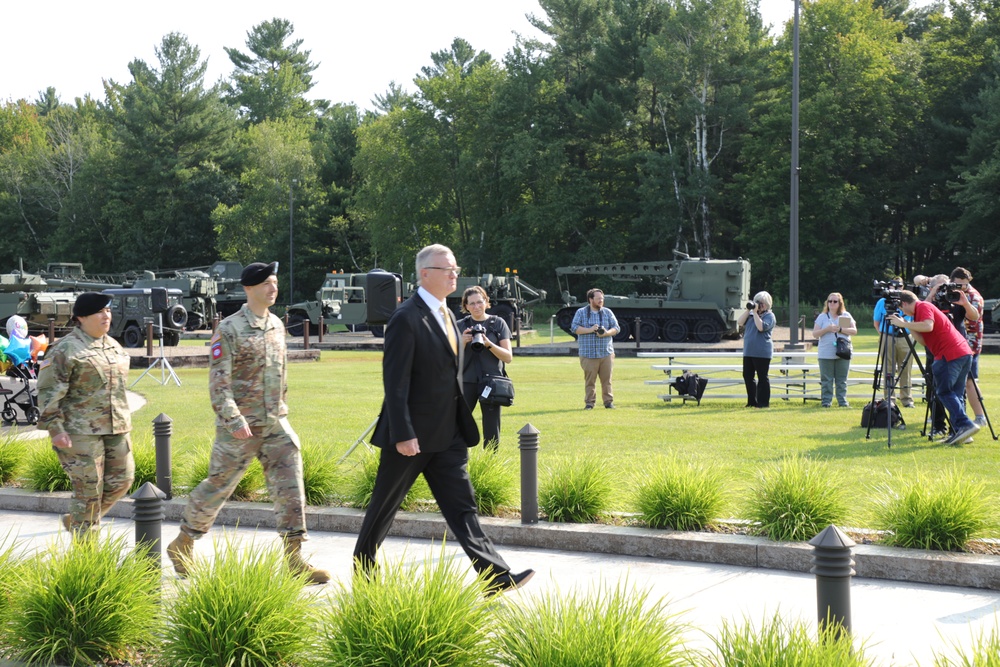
[872,280,903,310]
[470,323,488,351]
[746,301,756,310]
[596,325,606,335]
[939,282,964,304]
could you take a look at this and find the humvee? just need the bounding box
[102,288,187,348]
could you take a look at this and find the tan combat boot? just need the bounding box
[283,536,330,585]
[166,531,195,577]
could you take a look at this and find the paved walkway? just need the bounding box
[2,508,998,666]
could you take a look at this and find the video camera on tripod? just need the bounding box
[872,280,905,311]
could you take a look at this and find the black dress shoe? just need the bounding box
[486,569,535,596]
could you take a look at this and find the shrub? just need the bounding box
[0,531,23,617]
[342,448,427,510]
[872,468,990,551]
[301,441,341,505]
[318,545,494,667]
[161,536,315,667]
[129,432,158,493]
[0,431,26,485]
[709,614,874,666]
[745,455,847,542]
[467,446,517,516]
[933,627,1000,666]
[494,581,686,667]
[635,457,726,531]
[539,455,613,523]
[0,533,161,666]
[22,445,71,492]
[180,442,265,500]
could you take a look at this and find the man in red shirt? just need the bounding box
[888,291,979,446]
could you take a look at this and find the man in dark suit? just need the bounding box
[353,244,533,594]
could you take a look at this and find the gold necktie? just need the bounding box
[440,305,458,356]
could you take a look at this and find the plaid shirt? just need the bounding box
[964,285,984,355]
[571,305,619,358]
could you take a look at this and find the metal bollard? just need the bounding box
[212,314,220,333]
[48,317,56,343]
[303,319,310,349]
[131,482,167,568]
[145,320,154,357]
[152,413,173,499]
[809,525,855,639]
[518,423,540,524]
[634,317,641,349]
[318,316,324,343]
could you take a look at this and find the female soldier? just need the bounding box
[37,292,134,533]
[456,286,513,449]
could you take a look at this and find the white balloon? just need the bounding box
[5,315,28,340]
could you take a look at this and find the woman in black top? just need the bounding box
[456,286,513,449]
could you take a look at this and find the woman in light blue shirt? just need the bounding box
[812,292,858,407]
[738,291,776,408]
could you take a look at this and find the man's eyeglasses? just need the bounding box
[427,266,462,276]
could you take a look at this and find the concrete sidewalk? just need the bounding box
[2,507,999,666]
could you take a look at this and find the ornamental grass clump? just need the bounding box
[932,627,1000,666]
[539,455,614,523]
[129,432,157,493]
[301,441,341,505]
[0,431,26,485]
[493,581,687,667]
[872,468,990,551]
[709,614,873,667]
[635,456,726,531]
[161,536,315,667]
[318,545,495,667]
[342,448,427,510]
[0,533,161,667]
[467,445,517,516]
[745,455,847,542]
[0,533,23,617]
[180,442,265,500]
[22,445,71,492]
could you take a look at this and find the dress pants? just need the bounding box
[353,439,511,576]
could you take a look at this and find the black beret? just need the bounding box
[73,292,112,319]
[240,261,279,287]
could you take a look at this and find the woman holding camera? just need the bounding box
[813,292,858,408]
[738,291,775,408]
[457,286,513,449]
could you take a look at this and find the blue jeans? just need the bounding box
[931,355,973,432]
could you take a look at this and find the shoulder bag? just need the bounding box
[835,333,852,360]
[473,325,514,406]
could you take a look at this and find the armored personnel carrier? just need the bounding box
[554,254,751,343]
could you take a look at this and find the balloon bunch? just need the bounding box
[0,316,45,372]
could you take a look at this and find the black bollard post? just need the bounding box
[131,482,167,569]
[152,413,173,499]
[517,424,540,524]
[809,525,856,639]
[634,317,641,349]
[318,316,324,343]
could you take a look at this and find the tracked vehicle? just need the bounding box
[555,254,751,343]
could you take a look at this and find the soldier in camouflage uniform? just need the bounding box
[166,262,329,584]
[36,292,134,533]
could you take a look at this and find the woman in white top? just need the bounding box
[812,292,858,408]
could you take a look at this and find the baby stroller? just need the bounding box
[1,363,39,426]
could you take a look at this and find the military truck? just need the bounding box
[102,288,187,348]
[554,254,751,343]
[286,271,380,337]
[204,261,246,319]
[130,270,218,331]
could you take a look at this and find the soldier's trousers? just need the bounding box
[54,433,134,529]
[180,422,307,539]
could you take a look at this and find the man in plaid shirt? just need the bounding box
[951,267,986,426]
[571,288,620,409]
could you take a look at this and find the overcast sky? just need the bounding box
[3,0,798,111]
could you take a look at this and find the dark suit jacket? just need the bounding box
[371,292,480,451]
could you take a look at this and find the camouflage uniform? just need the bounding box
[180,304,307,539]
[36,327,134,529]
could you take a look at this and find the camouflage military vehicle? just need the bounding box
[554,253,752,343]
[205,261,246,319]
[286,271,379,337]
[131,270,218,331]
[0,268,78,334]
[102,288,187,348]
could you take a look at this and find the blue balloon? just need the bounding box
[4,335,30,366]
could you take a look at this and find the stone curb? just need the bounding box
[3,487,999,590]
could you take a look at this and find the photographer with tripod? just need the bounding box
[949,268,987,429]
[887,291,979,446]
[873,277,915,408]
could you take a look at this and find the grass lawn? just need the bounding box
[118,327,1000,532]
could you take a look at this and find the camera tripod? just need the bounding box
[338,416,376,464]
[131,313,181,388]
[867,319,927,447]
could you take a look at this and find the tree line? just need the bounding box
[2,0,999,308]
